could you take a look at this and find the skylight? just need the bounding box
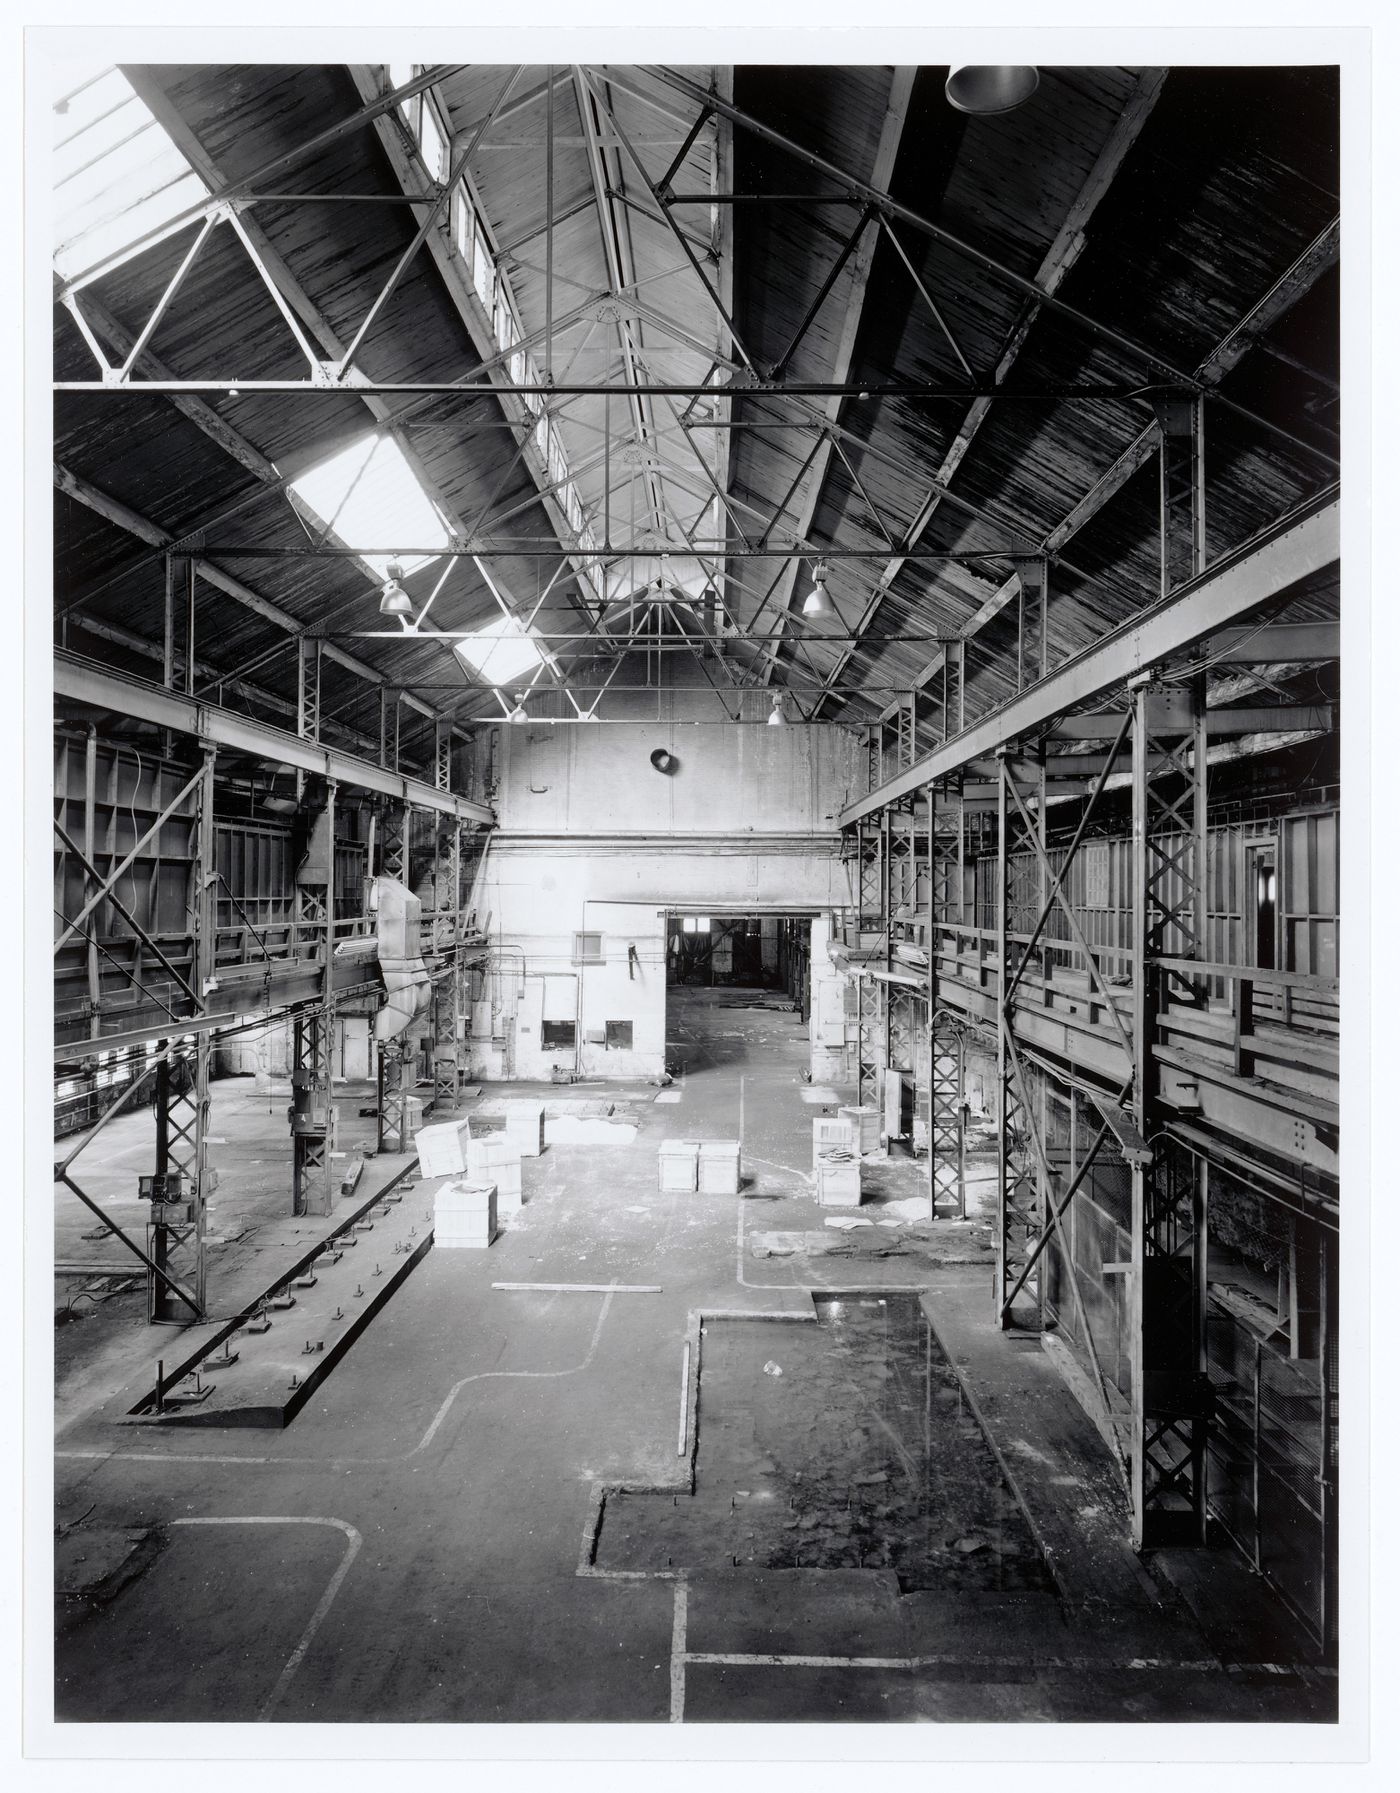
[54,66,209,283]
[453,614,547,687]
[289,433,452,579]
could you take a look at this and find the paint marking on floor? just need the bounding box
[491,1282,661,1293]
[676,1341,691,1456]
[680,1651,1334,1678]
[171,1515,362,1719]
[410,1287,615,1457]
[59,1290,617,1473]
[669,1581,689,1722]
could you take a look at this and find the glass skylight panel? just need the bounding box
[53,66,209,282]
[453,614,547,686]
[290,433,451,578]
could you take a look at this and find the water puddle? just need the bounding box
[596,1293,1051,1592]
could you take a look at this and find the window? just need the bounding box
[573,931,603,965]
[605,1020,634,1051]
[451,188,472,261]
[289,432,451,579]
[453,612,547,686]
[541,1020,576,1050]
[682,916,710,934]
[53,67,210,284]
[419,100,446,181]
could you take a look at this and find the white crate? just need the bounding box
[414,1117,472,1178]
[503,1100,545,1157]
[466,1136,523,1213]
[812,1115,854,1166]
[435,1179,497,1246]
[815,1149,861,1207]
[698,1140,741,1195]
[839,1104,881,1154]
[659,1140,699,1193]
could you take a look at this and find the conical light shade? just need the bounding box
[379,579,413,617]
[802,558,831,617]
[507,698,528,723]
[766,696,786,726]
[945,65,1039,115]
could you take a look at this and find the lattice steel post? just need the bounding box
[295,635,320,804]
[431,818,463,1111]
[375,796,411,1147]
[930,775,966,1217]
[147,746,216,1322]
[896,693,916,770]
[291,777,337,1217]
[435,720,452,794]
[1154,395,1206,598]
[1129,672,1211,1547]
[995,750,1043,1329]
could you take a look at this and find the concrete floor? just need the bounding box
[51,986,1336,1726]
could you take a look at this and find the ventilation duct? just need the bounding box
[372,875,432,1042]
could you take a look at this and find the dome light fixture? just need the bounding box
[945,65,1039,116]
[802,559,831,617]
[379,561,413,618]
[766,693,786,727]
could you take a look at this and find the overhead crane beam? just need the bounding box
[54,652,495,827]
[839,489,1339,826]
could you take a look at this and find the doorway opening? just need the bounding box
[1249,844,1279,971]
[662,913,814,1077]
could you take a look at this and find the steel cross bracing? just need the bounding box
[1129,672,1211,1547]
[147,747,218,1319]
[854,810,888,1111]
[995,750,1048,1330]
[930,776,967,1218]
[291,780,338,1218]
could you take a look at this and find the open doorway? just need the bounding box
[663,913,814,1077]
[665,914,811,1009]
[1247,842,1279,971]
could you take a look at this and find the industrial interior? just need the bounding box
[49,58,1341,1726]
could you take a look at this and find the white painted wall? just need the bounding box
[470,722,860,1081]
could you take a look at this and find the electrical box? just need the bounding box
[138,1173,193,1202]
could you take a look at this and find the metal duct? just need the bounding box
[372,875,431,1043]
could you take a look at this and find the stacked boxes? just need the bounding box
[659,1140,700,1193]
[413,1116,472,1178]
[466,1134,523,1216]
[839,1104,882,1155]
[815,1149,862,1207]
[434,1177,497,1248]
[503,1100,545,1158]
[812,1114,854,1167]
[698,1140,742,1195]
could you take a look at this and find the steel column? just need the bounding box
[147,747,217,1321]
[1127,400,1209,1539]
[291,779,337,1217]
[930,775,966,1217]
[995,749,1044,1329]
[1129,675,1211,1547]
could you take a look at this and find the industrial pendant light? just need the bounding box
[379,561,413,618]
[944,66,1039,115]
[506,693,528,724]
[802,559,831,617]
[766,693,786,727]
